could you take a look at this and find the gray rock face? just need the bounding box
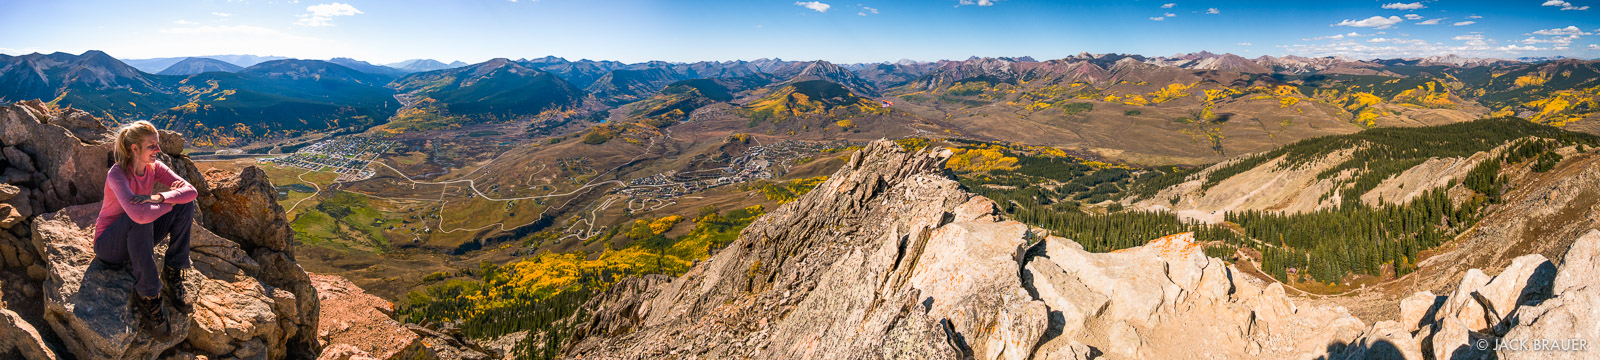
[0,100,114,216]
[566,140,1370,360]
[0,306,56,360]
[32,202,314,360]
[1026,232,1368,359]
[32,203,191,360]
[566,140,996,358]
[1496,229,1600,360]
[1400,291,1443,333]
[0,100,332,360]
[201,166,293,256]
[1394,229,1600,360]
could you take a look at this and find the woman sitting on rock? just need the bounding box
[93,120,197,334]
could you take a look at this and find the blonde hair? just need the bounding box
[113,120,160,173]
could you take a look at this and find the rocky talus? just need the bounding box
[566,139,1600,360]
[0,100,482,359]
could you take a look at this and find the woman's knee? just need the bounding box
[172,200,196,216]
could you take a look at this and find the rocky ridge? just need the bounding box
[565,139,1600,359]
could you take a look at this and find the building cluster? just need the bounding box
[265,136,396,182]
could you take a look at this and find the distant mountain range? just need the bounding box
[122,54,289,73]
[3,50,1598,148]
[158,57,243,76]
[385,59,469,72]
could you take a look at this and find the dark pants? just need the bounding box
[93,201,195,298]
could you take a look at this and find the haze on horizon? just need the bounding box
[2,0,1599,65]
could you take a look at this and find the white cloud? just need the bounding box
[1542,0,1589,10]
[1206,8,1219,14]
[1418,18,1444,25]
[1334,16,1403,29]
[1382,2,1425,10]
[796,1,830,12]
[296,3,362,27]
[1150,16,1166,21]
[1453,21,1476,26]
[174,19,198,25]
[212,12,231,17]
[957,0,996,6]
[1404,14,1422,20]
[1369,37,1428,46]
[1237,42,1252,46]
[1530,26,1592,36]
[857,4,877,15]
[1452,34,1492,47]
[1165,12,1176,17]
[1466,15,1482,19]
[1590,44,1600,49]
[1162,3,1176,8]
[1498,45,1542,51]
[1522,34,1582,46]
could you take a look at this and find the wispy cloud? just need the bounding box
[857,5,878,16]
[957,0,996,6]
[1369,37,1428,46]
[1206,8,1219,14]
[296,3,363,27]
[1333,16,1403,29]
[1417,18,1444,25]
[212,12,231,17]
[1450,34,1494,47]
[1542,0,1590,11]
[1161,3,1176,9]
[1237,42,1252,46]
[1466,15,1482,19]
[1530,25,1592,36]
[1453,21,1476,26]
[1150,16,1166,21]
[1404,14,1422,20]
[1381,2,1425,10]
[175,19,198,25]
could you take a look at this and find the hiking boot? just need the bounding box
[162,266,192,313]
[132,294,169,338]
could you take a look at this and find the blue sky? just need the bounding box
[2,0,1598,64]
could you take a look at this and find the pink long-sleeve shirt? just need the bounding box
[95,161,199,239]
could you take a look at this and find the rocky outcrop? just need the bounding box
[1493,229,1600,360]
[564,140,1373,359]
[0,306,55,359]
[1,100,114,218]
[200,166,293,256]
[199,165,321,358]
[312,273,426,360]
[0,100,331,359]
[312,273,491,360]
[1025,232,1368,359]
[31,202,309,359]
[1382,229,1600,360]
